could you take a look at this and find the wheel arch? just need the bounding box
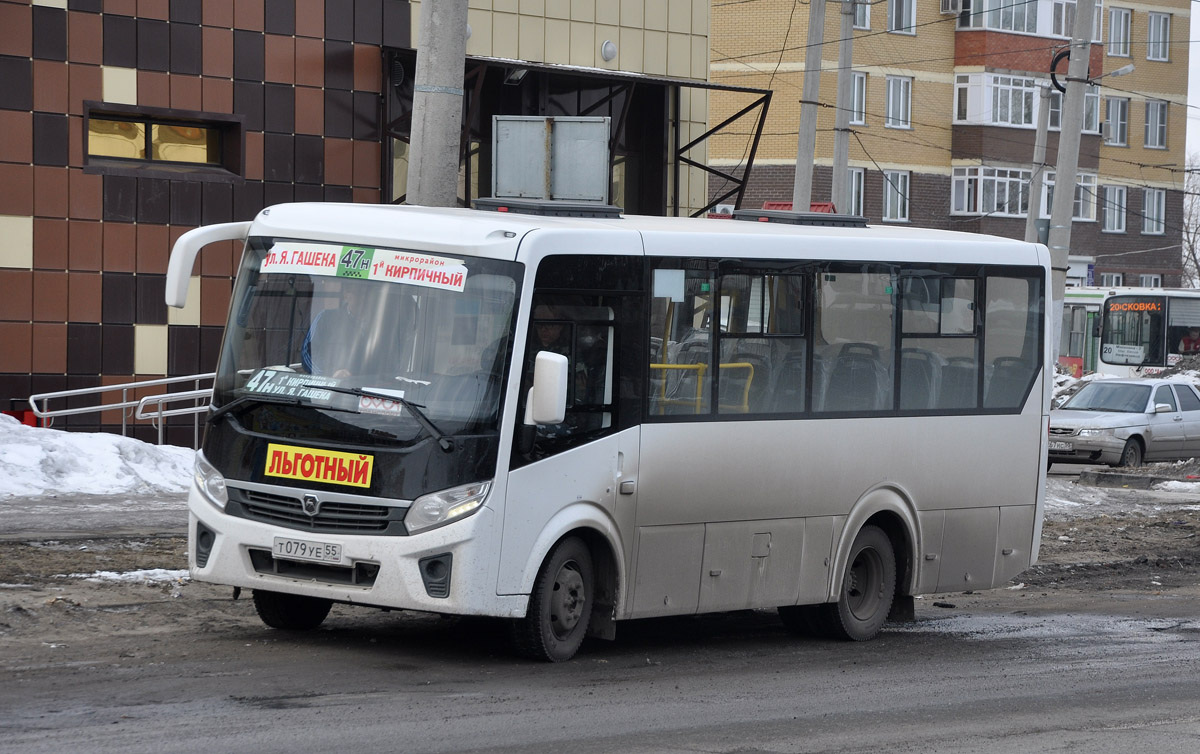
[826,485,919,603]
[515,504,624,639]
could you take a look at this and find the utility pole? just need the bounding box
[830,0,855,213]
[1024,83,1052,244]
[1046,0,1096,354]
[406,0,470,207]
[792,0,827,211]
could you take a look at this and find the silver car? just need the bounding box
[1048,378,1200,467]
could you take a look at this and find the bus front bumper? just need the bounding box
[187,486,527,618]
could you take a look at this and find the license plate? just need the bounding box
[1049,440,1073,452]
[273,536,342,564]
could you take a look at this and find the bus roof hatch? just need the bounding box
[474,197,623,219]
[733,209,868,228]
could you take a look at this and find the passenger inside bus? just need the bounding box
[1179,327,1200,354]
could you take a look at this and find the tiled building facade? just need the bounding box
[709,1,1189,289]
[0,0,715,444]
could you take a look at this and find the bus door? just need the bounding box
[499,254,644,598]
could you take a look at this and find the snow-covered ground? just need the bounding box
[0,413,194,498]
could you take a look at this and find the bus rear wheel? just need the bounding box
[815,524,896,641]
[252,590,333,631]
[511,536,594,662]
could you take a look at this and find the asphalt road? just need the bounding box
[5,469,1200,753]
[0,492,187,540]
[4,585,1200,754]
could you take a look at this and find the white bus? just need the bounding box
[1097,287,1200,377]
[167,201,1051,661]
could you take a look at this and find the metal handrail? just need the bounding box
[136,388,214,447]
[28,373,215,447]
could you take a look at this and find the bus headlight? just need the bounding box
[194,452,228,510]
[405,481,491,534]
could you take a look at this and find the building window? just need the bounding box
[1083,86,1100,133]
[883,170,910,222]
[1145,100,1167,148]
[888,0,914,33]
[850,72,867,125]
[854,2,870,29]
[1048,87,1100,133]
[849,167,865,216]
[991,75,1036,127]
[1053,0,1103,40]
[1104,97,1128,145]
[885,76,912,128]
[84,101,243,179]
[1108,8,1130,56]
[1044,171,1097,221]
[1101,272,1124,287]
[1140,274,1162,287]
[958,0,1038,33]
[1143,188,1166,234]
[951,166,1030,217]
[1147,13,1170,61]
[1101,185,1126,232]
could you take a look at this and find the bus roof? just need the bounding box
[245,202,1049,267]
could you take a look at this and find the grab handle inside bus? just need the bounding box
[526,351,569,425]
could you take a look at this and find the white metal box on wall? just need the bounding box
[492,116,611,202]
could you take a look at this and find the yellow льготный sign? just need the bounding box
[264,443,374,489]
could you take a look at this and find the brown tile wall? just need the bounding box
[0,0,411,439]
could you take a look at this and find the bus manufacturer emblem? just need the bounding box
[302,494,321,517]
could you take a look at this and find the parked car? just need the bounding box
[1048,378,1200,467]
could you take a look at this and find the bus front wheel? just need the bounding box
[511,536,594,662]
[817,524,896,641]
[252,589,333,631]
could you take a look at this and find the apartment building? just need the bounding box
[0,0,718,442]
[709,0,1188,288]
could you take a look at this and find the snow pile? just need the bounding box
[0,414,194,498]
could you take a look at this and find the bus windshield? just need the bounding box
[212,237,522,447]
[1100,296,1165,367]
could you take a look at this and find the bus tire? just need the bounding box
[511,536,594,662]
[817,524,896,641]
[252,589,333,631]
[1117,438,1143,468]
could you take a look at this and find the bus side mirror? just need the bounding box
[525,351,569,425]
[165,221,252,308]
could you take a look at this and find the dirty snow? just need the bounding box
[63,568,189,584]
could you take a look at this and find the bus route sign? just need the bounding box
[261,242,468,292]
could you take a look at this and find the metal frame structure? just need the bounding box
[383,54,771,216]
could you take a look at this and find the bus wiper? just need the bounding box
[298,383,453,452]
[208,393,306,423]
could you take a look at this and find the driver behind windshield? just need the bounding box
[301,279,370,377]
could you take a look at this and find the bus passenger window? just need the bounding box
[982,276,1042,409]
[649,265,714,415]
[815,267,895,413]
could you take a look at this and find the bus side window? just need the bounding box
[982,275,1043,410]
